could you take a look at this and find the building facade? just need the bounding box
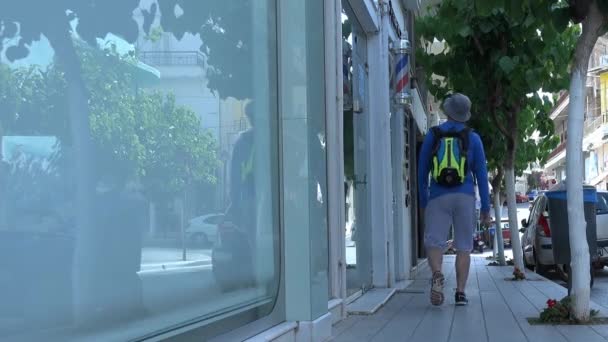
[545,36,608,189]
[0,1,433,341]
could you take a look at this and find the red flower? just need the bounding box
[547,299,558,308]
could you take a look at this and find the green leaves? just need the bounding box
[459,25,473,37]
[475,0,504,16]
[551,7,571,33]
[498,56,517,73]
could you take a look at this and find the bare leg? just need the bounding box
[456,251,471,293]
[428,247,445,305]
[427,247,444,274]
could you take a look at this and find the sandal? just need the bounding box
[430,271,445,306]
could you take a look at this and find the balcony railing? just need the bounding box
[547,141,566,160]
[584,114,608,136]
[139,51,206,67]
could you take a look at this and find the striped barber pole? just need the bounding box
[395,54,409,94]
[391,38,411,106]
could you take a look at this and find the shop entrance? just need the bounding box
[342,1,372,297]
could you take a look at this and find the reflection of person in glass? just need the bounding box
[212,101,256,291]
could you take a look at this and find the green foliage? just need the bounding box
[0,46,218,200]
[416,0,577,178]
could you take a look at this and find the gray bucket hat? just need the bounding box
[442,93,471,122]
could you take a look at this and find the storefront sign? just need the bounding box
[388,0,402,38]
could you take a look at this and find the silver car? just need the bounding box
[596,191,608,247]
[185,213,224,246]
[520,195,554,275]
[521,190,608,277]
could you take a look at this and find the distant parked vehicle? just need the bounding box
[472,232,485,253]
[490,218,511,247]
[526,189,539,202]
[516,192,528,203]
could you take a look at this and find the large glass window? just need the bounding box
[0,1,281,340]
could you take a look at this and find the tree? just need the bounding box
[417,0,576,272]
[556,0,608,322]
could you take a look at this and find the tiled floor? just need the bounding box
[332,256,608,342]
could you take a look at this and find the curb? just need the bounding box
[139,259,212,272]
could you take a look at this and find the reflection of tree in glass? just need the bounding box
[0,47,218,200]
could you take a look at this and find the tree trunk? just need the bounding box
[566,3,605,320]
[491,169,506,265]
[45,25,98,325]
[505,167,525,274]
[493,190,506,265]
[47,21,145,327]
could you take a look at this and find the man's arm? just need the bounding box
[417,131,434,209]
[472,133,490,213]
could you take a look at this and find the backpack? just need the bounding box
[430,126,471,187]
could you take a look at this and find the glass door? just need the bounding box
[342,1,372,297]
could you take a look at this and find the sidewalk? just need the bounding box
[332,255,608,342]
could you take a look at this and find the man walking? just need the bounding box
[418,93,491,306]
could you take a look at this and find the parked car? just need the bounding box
[595,190,608,247]
[526,189,539,202]
[490,218,511,247]
[185,213,224,246]
[516,192,528,203]
[520,196,553,275]
[520,190,608,278]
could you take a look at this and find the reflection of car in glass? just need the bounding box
[186,214,224,246]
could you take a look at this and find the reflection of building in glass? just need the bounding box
[134,10,249,225]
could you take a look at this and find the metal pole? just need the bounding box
[493,228,498,257]
[181,192,186,261]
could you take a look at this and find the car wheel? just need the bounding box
[192,233,210,247]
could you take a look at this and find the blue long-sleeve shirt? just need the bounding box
[418,121,490,213]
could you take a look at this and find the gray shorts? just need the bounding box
[424,193,476,252]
